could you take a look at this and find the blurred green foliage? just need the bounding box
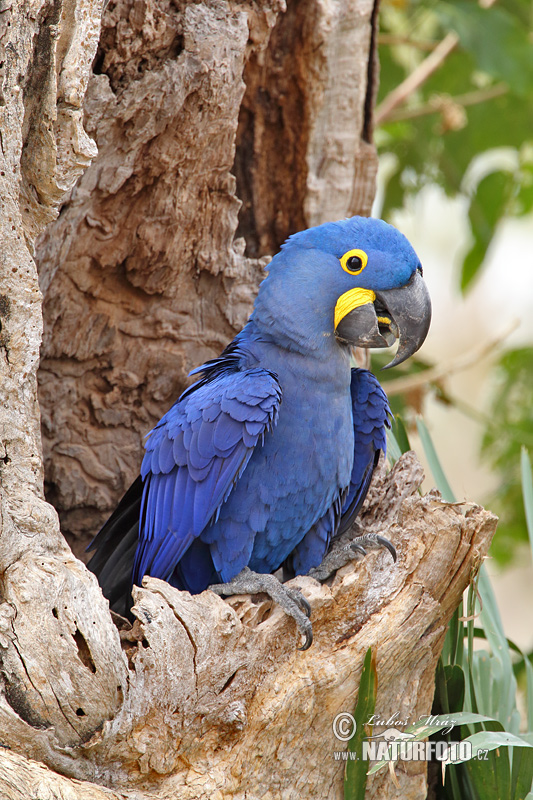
[378,0,533,291]
[377,0,533,564]
[482,347,533,564]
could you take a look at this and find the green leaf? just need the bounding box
[408,712,495,735]
[461,568,520,734]
[463,728,512,800]
[525,651,533,735]
[391,416,411,455]
[442,603,464,668]
[511,743,533,800]
[464,730,533,754]
[442,664,465,715]
[416,417,456,501]
[366,712,495,777]
[521,447,533,568]
[344,648,377,800]
[461,170,512,292]
[386,428,402,466]
[437,2,533,96]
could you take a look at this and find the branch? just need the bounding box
[384,84,508,123]
[384,321,519,397]
[377,34,437,52]
[375,32,460,126]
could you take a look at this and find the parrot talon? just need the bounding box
[376,534,397,562]
[292,592,312,619]
[308,532,397,582]
[298,626,313,651]
[354,533,397,563]
[209,567,313,649]
[308,544,360,581]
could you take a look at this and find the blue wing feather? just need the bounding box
[338,368,391,535]
[290,368,390,572]
[132,364,282,589]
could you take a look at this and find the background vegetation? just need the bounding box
[355,1,533,796]
[375,0,533,565]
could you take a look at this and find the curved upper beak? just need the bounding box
[334,271,432,369]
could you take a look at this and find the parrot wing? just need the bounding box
[338,368,391,535]
[132,366,282,586]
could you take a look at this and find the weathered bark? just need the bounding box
[0,454,497,799]
[0,0,130,770]
[0,0,498,798]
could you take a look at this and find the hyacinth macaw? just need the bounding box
[88,216,431,648]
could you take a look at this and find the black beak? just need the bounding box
[335,271,431,368]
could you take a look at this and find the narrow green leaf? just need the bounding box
[344,648,377,800]
[444,665,465,714]
[511,743,533,800]
[416,417,456,501]
[464,730,533,754]
[475,567,518,731]
[391,416,411,455]
[524,652,533,735]
[442,603,464,668]
[366,712,496,777]
[408,711,495,734]
[521,447,533,568]
[386,427,402,466]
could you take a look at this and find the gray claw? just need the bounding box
[375,535,397,563]
[309,531,397,582]
[291,591,311,619]
[209,567,313,649]
[353,533,396,563]
[298,625,313,651]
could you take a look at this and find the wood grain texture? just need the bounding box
[0,454,498,799]
[0,0,131,784]
[0,748,121,800]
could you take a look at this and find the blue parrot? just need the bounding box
[88,216,431,648]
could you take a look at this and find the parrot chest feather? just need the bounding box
[202,344,355,576]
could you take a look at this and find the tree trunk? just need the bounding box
[0,0,497,798]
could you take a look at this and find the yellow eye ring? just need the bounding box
[340,248,368,276]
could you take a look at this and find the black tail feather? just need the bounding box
[87,475,143,619]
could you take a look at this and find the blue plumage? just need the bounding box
[134,360,282,588]
[89,215,431,616]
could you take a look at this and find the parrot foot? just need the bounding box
[209,567,313,650]
[308,533,396,582]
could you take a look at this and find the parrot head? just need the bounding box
[252,216,431,368]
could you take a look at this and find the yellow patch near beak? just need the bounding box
[334,287,376,329]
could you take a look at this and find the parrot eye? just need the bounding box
[340,248,368,276]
